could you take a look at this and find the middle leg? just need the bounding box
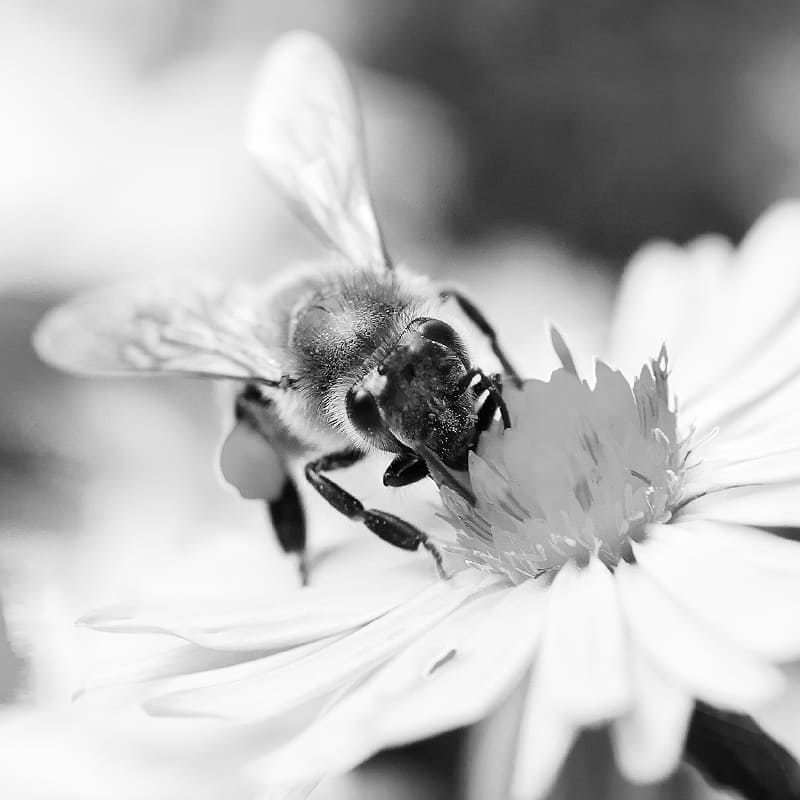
[305,450,445,574]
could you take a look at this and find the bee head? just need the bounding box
[346,318,475,469]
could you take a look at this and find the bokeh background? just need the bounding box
[3,1,800,797]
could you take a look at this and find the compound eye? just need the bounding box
[415,318,459,348]
[414,318,469,365]
[346,387,383,433]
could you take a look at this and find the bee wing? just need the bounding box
[33,279,283,382]
[246,30,391,270]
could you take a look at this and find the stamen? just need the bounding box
[629,469,651,484]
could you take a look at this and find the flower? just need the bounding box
[0,707,287,800]
[78,202,800,798]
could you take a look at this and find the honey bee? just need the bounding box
[33,31,520,583]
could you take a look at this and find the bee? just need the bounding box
[33,31,520,583]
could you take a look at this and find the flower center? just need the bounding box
[440,346,691,581]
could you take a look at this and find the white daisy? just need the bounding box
[80,202,800,798]
[0,707,295,800]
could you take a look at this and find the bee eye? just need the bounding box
[346,387,383,433]
[412,318,469,366]
[415,318,460,349]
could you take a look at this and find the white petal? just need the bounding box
[129,638,339,715]
[664,518,800,575]
[80,643,266,692]
[685,443,800,494]
[679,313,800,439]
[693,424,800,469]
[463,674,529,800]
[735,201,800,291]
[717,389,800,444]
[0,710,259,800]
[248,579,544,784]
[616,560,784,712]
[144,570,495,721]
[701,422,800,456]
[678,482,800,527]
[78,563,432,651]
[636,524,800,661]
[607,237,729,379]
[610,642,693,784]
[260,786,316,800]
[532,559,631,724]
[675,202,800,413]
[510,680,578,800]
[373,579,545,736]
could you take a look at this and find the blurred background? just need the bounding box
[2,0,800,797]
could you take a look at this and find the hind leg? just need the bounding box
[267,477,308,583]
[222,384,309,583]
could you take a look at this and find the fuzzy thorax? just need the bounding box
[439,346,690,581]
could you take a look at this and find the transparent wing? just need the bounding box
[246,30,391,270]
[33,279,283,383]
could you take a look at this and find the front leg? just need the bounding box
[305,450,445,575]
[440,289,522,388]
[459,368,511,430]
[383,452,429,487]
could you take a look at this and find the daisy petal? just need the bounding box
[247,580,544,784]
[608,236,729,378]
[510,682,578,800]
[676,202,800,412]
[144,570,495,720]
[78,563,432,651]
[80,643,270,692]
[693,423,800,467]
[610,642,693,784]
[634,529,800,661]
[664,518,800,575]
[122,637,339,714]
[532,558,630,724]
[615,560,784,712]
[678,482,800,528]
[680,314,800,438]
[685,443,800,494]
[706,419,800,453]
[373,580,545,738]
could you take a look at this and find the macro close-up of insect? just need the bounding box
[11,5,800,800]
[33,31,521,584]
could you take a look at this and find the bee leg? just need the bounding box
[267,478,308,585]
[478,372,512,430]
[225,385,309,584]
[382,453,429,487]
[475,387,499,434]
[440,289,522,388]
[305,450,446,576]
[459,368,511,430]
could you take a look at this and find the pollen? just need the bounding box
[439,345,690,582]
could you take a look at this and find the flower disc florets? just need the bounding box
[441,346,690,581]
